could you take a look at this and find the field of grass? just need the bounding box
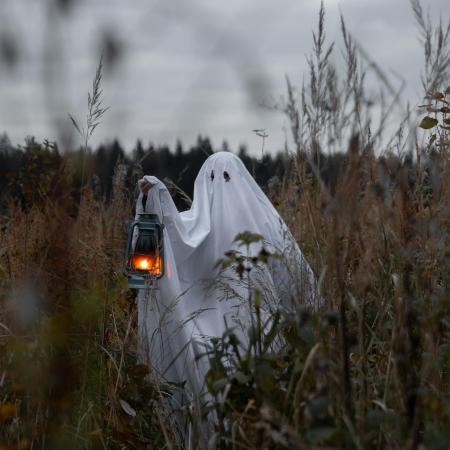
[1,2,450,449]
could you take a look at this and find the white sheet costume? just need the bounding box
[134,152,319,445]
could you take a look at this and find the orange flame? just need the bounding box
[131,254,162,276]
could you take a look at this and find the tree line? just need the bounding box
[0,134,285,209]
[0,131,364,213]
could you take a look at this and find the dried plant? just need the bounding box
[68,55,110,186]
[411,0,450,94]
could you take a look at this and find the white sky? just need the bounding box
[0,0,448,155]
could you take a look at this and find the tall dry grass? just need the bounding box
[0,158,154,448]
[182,2,450,448]
[0,61,176,447]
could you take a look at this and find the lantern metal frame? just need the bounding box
[124,213,165,289]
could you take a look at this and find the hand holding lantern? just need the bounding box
[124,213,164,289]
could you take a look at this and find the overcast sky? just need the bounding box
[0,0,448,155]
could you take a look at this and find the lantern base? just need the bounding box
[127,274,157,290]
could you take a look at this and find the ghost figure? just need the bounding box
[134,152,320,444]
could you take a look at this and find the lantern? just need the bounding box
[124,213,164,289]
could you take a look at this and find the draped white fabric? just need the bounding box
[135,152,319,406]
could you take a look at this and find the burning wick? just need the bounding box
[131,255,162,275]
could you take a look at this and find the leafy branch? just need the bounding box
[418,86,450,149]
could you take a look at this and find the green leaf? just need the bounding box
[309,396,330,417]
[254,290,262,309]
[419,116,439,129]
[212,378,228,391]
[299,325,316,347]
[233,371,250,384]
[305,426,336,445]
[263,310,281,351]
[367,409,384,429]
[233,231,263,246]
